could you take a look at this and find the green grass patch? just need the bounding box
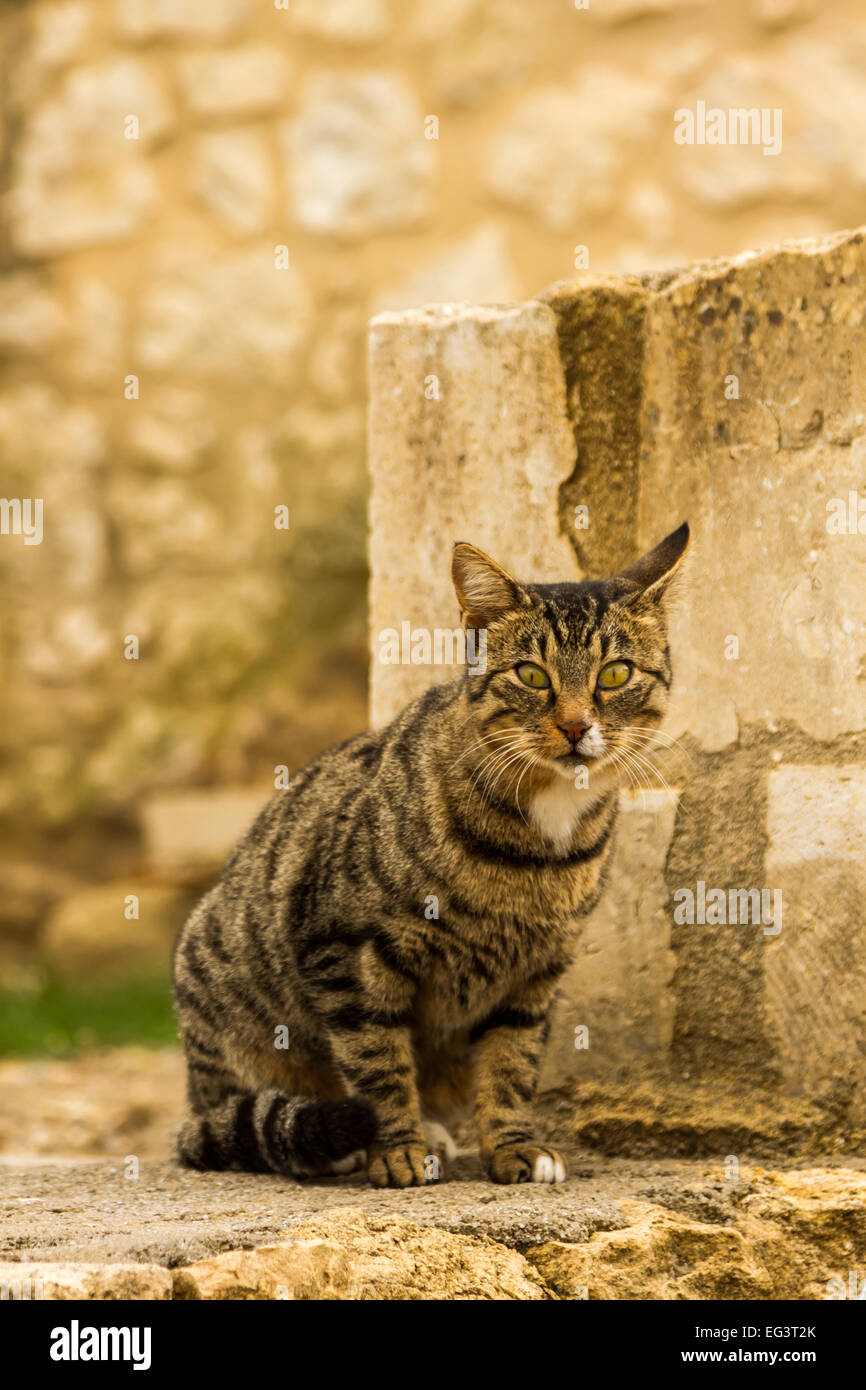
[0,970,178,1057]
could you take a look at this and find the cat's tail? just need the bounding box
[177,1090,378,1177]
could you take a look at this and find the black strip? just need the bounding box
[646,666,672,689]
[175,983,221,1031]
[261,1093,289,1169]
[469,1007,546,1043]
[232,1093,272,1173]
[446,797,616,869]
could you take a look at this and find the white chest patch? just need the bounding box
[529,778,597,852]
[529,749,620,851]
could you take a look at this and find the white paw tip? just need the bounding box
[328,1148,366,1175]
[423,1120,458,1162]
[532,1154,566,1183]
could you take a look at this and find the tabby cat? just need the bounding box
[173,522,688,1187]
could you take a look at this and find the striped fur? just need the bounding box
[173,524,689,1185]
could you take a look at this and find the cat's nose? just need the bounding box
[558,721,590,744]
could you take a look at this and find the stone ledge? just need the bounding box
[2,1166,863,1301]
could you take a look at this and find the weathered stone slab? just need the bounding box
[368,301,576,726]
[638,229,866,749]
[286,73,433,238]
[0,1261,171,1300]
[177,46,291,118]
[174,1208,552,1300]
[42,882,196,978]
[542,790,679,1088]
[764,765,866,1111]
[528,1201,771,1301]
[140,787,269,880]
[118,0,251,41]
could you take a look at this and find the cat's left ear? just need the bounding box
[616,522,690,603]
[452,542,525,628]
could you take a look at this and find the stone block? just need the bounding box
[190,130,272,235]
[9,58,174,256]
[637,229,866,748]
[174,1209,551,1300]
[542,790,679,1088]
[177,46,291,119]
[368,301,577,726]
[286,73,434,237]
[0,1261,171,1300]
[136,247,311,384]
[290,0,390,44]
[485,67,664,230]
[117,0,251,41]
[764,765,866,1111]
[140,787,270,880]
[42,883,196,978]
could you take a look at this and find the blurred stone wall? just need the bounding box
[2,0,866,955]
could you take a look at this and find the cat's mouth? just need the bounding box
[547,748,610,785]
[554,749,604,770]
[552,724,607,764]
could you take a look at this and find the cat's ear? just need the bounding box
[616,522,689,603]
[452,542,524,627]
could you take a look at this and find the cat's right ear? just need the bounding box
[452,542,524,628]
[616,522,690,604]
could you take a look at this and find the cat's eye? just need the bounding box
[597,661,632,691]
[515,662,551,690]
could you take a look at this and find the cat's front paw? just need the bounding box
[487,1143,567,1184]
[367,1142,438,1188]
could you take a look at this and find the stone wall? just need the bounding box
[368,227,866,1136]
[3,0,866,955]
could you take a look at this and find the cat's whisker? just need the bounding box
[611,740,674,806]
[476,737,542,810]
[452,727,526,770]
[622,727,693,763]
[477,745,534,805]
[625,728,686,761]
[607,740,691,820]
[462,739,528,814]
[513,753,543,825]
[608,745,653,802]
[604,746,640,798]
[486,754,537,821]
[625,750,678,802]
[623,724,683,745]
[618,734,695,819]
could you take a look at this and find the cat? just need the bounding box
[173,522,688,1187]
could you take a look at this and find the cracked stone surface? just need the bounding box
[0,1049,863,1298]
[1,1159,864,1299]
